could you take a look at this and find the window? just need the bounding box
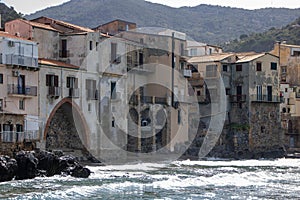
[96,42,99,51]
[66,77,78,88]
[271,62,277,70]
[19,99,25,110]
[86,79,97,100]
[281,66,287,74]
[206,65,217,77]
[111,42,117,62]
[111,82,116,99]
[46,74,59,87]
[190,48,197,56]
[0,73,3,84]
[223,65,228,72]
[89,41,93,51]
[285,88,288,93]
[261,126,265,133]
[139,52,144,66]
[256,62,262,71]
[112,117,115,128]
[236,65,242,71]
[180,43,185,56]
[178,109,181,124]
[226,88,230,95]
[88,103,91,112]
[60,39,68,58]
[0,99,3,111]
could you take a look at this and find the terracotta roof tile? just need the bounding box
[39,58,80,69]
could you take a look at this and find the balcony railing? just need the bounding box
[1,131,39,143]
[5,54,38,68]
[86,89,99,100]
[68,88,79,98]
[129,95,168,105]
[251,95,281,103]
[7,84,37,96]
[48,86,61,98]
[59,50,70,58]
[230,95,247,103]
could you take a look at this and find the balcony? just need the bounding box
[48,86,61,99]
[1,131,39,143]
[5,54,38,69]
[59,50,70,58]
[182,69,192,78]
[68,88,79,98]
[127,64,155,73]
[251,95,281,103]
[187,72,204,87]
[86,89,99,100]
[7,84,37,97]
[230,95,246,103]
[129,95,168,105]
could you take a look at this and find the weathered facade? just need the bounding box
[0,32,39,155]
[271,43,300,151]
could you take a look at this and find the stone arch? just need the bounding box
[43,98,90,154]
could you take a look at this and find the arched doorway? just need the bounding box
[44,98,90,159]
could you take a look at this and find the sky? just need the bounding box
[2,0,300,14]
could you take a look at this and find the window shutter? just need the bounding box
[46,75,50,86]
[54,75,59,87]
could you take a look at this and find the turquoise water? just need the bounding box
[1,159,300,199]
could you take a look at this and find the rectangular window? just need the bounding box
[86,79,97,100]
[281,66,287,74]
[111,82,116,99]
[0,99,3,111]
[256,62,262,71]
[96,42,99,51]
[139,52,144,66]
[257,85,262,100]
[89,41,93,51]
[271,62,277,70]
[0,73,3,84]
[66,77,78,88]
[88,103,91,112]
[111,42,117,62]
[60,39,67,58]
[223,65,228,72]
[19,99,25,110]
[236,64,242,71]
[178,109,181,124]
[206,65,217,77]
[226,88,230,95]
[46,74,59,87]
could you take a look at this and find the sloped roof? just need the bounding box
[0,31,36,42]
[188,53,234,63]
[236,53,277,63]
[31,16,94,33]
[39,58,80,69]
[17,19,60,32]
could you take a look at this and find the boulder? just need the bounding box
[35,150,60,176]
[0,156,18,182]
[15,151,38,180]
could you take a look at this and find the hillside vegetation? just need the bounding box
[223,17,300,52]
[0,3,21,28]
[26,0,300,44]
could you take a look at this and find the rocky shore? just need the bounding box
[0,150,92,182]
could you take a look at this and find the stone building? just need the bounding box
[0,31,39,155]
[93,19,136,36]
[271,43,300,151]
[230,52,282,155]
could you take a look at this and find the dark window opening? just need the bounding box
[111,82,116,99]
[256,62,262,71]
[46,74,59,87]
[60,39,68,58]
[271,62,277,70]
[223,65,228,72]
[0,73,3,84]
[89,41,93,51]
[236,65,242,71]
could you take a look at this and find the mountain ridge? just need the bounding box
[25,0,300,45]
